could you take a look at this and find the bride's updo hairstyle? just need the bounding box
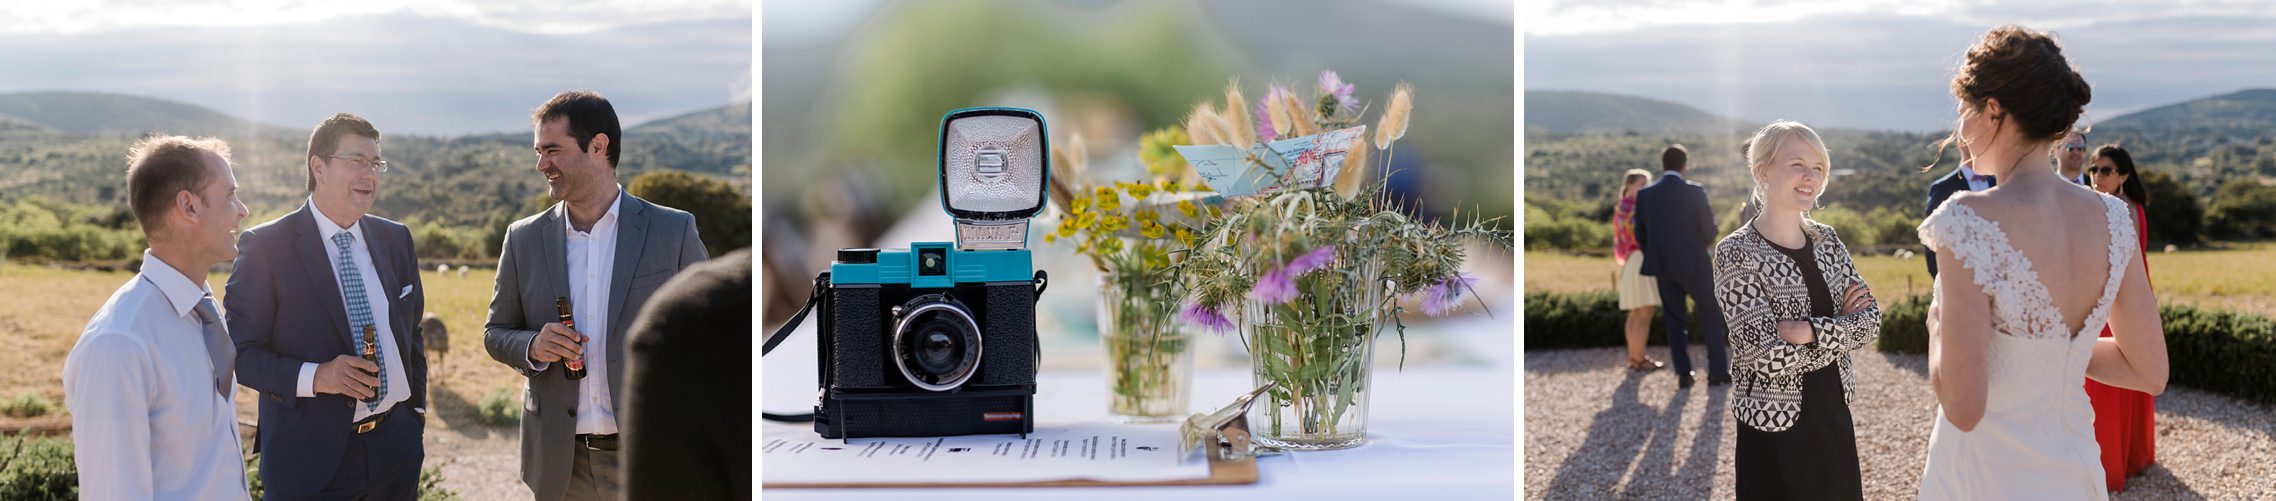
[1953,25,2092,143]
[1929,25,2092,170]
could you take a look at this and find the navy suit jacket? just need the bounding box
[1633,172,1717,285]
[1923,169,1979,278]
[225,202,427,496]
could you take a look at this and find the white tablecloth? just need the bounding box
[760,315,1517,500]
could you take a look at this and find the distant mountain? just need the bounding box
[2097,88,2276,139]
[1524,90,1752,135]
[0,91,286,137]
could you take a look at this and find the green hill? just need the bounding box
[2099,88,2276,140]
[0,91,287,137]
[1525,90,1753,136]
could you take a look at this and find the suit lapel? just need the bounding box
[363,218,413,352]
[607,194,648,342]
[289,203,355,347]
[542,203,572,310]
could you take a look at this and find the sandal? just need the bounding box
[1627,357,1665,372]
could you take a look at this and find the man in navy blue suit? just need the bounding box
[1633,144,1729,388]
[1924,145,1996,278]
[227,113,427,500]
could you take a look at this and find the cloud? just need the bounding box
[1524,0,2276,37]
[1527,13,2276,131]
[0,0,749,35]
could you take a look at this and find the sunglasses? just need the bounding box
[2088,166,2124,176]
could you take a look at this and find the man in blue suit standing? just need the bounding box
[1633,144,1729,388]
[1923,144,1994,278]
[227,113,427,500]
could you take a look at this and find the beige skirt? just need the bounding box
[1617,250,1660,310]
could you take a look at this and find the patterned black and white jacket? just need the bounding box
[1712,219,1883,432]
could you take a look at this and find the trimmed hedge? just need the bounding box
[1524,290,2276,405]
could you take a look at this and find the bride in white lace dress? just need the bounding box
[1916,26,2169,500]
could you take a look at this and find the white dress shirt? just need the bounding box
[1960,164,1995,192]
[529,189,624,435]
[297,199,412,421]
[63,250,250,500]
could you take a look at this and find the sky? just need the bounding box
[0,0,750,35]
[1523,0,2276,131]
[0,0,751,135]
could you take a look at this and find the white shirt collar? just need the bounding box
[565,186,625,235]
[306,196,365,243]
[1959,164,1980,180]
[139,249,210,319]
[1663,170,1685,181]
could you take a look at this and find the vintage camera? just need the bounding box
[814,107,1049,439]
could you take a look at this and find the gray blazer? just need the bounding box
[483,192,707,501]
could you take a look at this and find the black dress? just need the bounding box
[1735,232,1865,500]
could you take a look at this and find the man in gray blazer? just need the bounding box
[484,91,708,501]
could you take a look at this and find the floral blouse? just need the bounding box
[1613,195,1640,264]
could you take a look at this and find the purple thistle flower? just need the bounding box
[1420,273,1480,316]
[1181,302,1235,334]
[1317,71,1357,115]
[1253,100,1277,141]
[1285,245,1337,275]
[1248,268,1298,304]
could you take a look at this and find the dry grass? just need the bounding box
[1526,243,2276,316]
[0,263,519,427]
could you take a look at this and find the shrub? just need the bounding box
[2157,303,2276,404]
[0,393,55,419]
[629,170,752,258]
[1875,294,1931,354]
[1522,216,1610,252]
[1523,291,1689,350]
[418,466,460,501]
[477,389,519,427]
[0,433,76,500]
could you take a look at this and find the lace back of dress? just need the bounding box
[1918,195,2137,341]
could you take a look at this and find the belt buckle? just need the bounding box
[355,419,378,434]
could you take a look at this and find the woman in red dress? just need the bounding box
[2086,144,2156,491]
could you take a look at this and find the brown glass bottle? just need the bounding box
[557,297,587,380]
[360,324,380,403]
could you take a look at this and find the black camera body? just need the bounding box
[811,107,1051,439]
[815,244,1039,438]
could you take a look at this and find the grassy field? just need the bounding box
[1526,243,2276,316]
[0,260,519,426]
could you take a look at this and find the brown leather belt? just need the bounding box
[576,433,618,451]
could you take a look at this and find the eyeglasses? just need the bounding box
[2088,166,2121,176]
[325,154,390,174]
[2064,145,2088,152]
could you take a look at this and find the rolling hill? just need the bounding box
[1524,90,1753,136]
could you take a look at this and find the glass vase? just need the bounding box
[1242,257,1391,450]
[1097,272,1194,423]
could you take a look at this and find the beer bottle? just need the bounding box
[360,324,381,403]
[557,297,587,380]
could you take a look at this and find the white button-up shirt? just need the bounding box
[63,250,250,500]
[297,199,412,422]
[546,189,622,435]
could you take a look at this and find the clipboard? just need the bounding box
[762,448,1257,488]
[766,384,1278,488]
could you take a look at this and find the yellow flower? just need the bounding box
[1071,194,1092,214]
[1159,179,1180,192]
[1128,182,1155,200]
[1099,212,1127,232]
[1175,227,1197,248]
[1076,211,1098,230]
[1140,220,1167,239]
[1177,199,1200,218]
[1135,209,1160,224]
[1044,232,1057,244]
[1056,217,1078,237]
[1095,186,1121,211]
[1097,236,1124,254]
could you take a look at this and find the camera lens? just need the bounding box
[891,300,982,391]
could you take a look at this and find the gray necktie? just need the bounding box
[190,296,236,399]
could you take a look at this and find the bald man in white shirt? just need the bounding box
[64,135,251,500]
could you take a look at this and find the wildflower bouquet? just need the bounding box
[1173,72,1510,449]
[1044,133,1215,422]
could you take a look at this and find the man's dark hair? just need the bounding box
[532,91,623,168]
[305,113,381,191]
[1662,144,1688,172]
[127,135,231,234]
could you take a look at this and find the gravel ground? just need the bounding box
[1523,346,2276,500]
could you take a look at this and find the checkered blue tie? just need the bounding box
[332,231,386,410]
